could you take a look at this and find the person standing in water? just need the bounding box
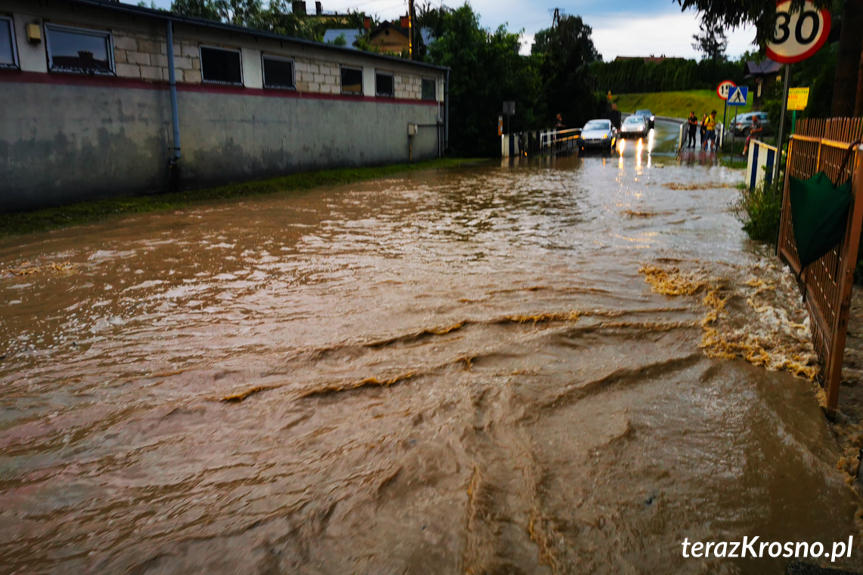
[687,111,698,148]
[703,110,717,151]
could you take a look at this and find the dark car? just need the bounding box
[620,115,649,139]
[578,119,618,154]
[634,109,655,129]
[732,111,770,136]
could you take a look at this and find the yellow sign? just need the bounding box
[788,87,810,111]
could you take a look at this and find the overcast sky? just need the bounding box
[138,0,757,60]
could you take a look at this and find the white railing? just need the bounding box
[745,139,778,190]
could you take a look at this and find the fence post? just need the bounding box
[825,148,863,411]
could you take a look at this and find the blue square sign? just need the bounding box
[728,86,748,106]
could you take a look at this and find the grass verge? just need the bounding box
[0,158,484,238]
[614,90,753,120]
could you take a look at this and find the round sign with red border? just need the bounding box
[766,0,831,64]
[717,80,736,100]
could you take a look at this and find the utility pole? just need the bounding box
[408,0,415,60]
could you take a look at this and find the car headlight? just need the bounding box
[602,133,608,139]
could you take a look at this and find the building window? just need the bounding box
[0,16,18,69]
[341,66,362,95]
[421,77,436,101]
[46,24,113,75]
[200,46,242,85]
[262,55,294,89]
[375,72,394,97]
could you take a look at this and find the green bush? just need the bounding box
[734,175,782,245]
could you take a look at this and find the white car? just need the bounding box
[620,115,649,139]
[578,119,618,154]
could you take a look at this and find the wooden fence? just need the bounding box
[777,118,863,410]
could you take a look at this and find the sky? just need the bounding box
[139,0,757,61]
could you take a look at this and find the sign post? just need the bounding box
[726,86,748,150]
[787,87,810,133]
[502,101,515,157]
[775,66,791,183]
[716,80,735,152]
[765,0,831,182]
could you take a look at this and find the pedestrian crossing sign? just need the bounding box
[727,86,748,106]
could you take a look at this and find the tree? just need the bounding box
[532,14,604,128]
[170,0,262,26]
[691,18,727,64]
[170,0,219,21]
[212,0,262,28]
[674,0,862,116]
[170,0,347,41]
[422,5,545,156]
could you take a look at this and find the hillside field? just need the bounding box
[613,90,753,121]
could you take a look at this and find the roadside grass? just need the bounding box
[733,176,782,245]
[614,90,753,121]
[0,158,484,238]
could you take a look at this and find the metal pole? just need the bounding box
[774,63,791,183]
[408,0,414,59]
[444,68,449,154]
[507,115,512,158]
[722,98,728,152]
[166,21,181,163]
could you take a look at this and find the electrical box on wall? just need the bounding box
[407,123,418,136]
[26,22,41,43]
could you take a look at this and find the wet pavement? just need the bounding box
[2,125,862,574]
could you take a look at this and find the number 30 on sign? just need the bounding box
[766,0,831,64]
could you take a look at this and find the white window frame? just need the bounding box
[340,65,363,96]
[261,53,295,90]
[375,71,394,98]
[45,22,115,75]
[199,44,243,86]
[0,15,19,70]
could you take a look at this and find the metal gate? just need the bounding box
[777,118,863,410]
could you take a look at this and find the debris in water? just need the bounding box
[5,261,77,277]
[500,311,580,325]
[300,372,418,398]
[622,209,674,219]
[220,385,280,403]
[367,322,468,348]
[638,265,709,296]
[663,182,737,191]
[641,262,819,380]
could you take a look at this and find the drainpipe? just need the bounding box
[166,20,182,191]
[444,68,450,154]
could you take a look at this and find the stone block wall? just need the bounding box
[294,58,340,94]
[112,30,201,83]
[395,74,422,100]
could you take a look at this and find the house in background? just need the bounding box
[368,19,411,55]
[743,60,783,108]
[324,17,434,56]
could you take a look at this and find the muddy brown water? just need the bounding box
[2,140,862,573]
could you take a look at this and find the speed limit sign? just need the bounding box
[766,0,831,64]
[716,80,736,100]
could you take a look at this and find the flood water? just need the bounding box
[2,128,862,574]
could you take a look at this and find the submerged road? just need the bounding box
[1,125,861,573]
